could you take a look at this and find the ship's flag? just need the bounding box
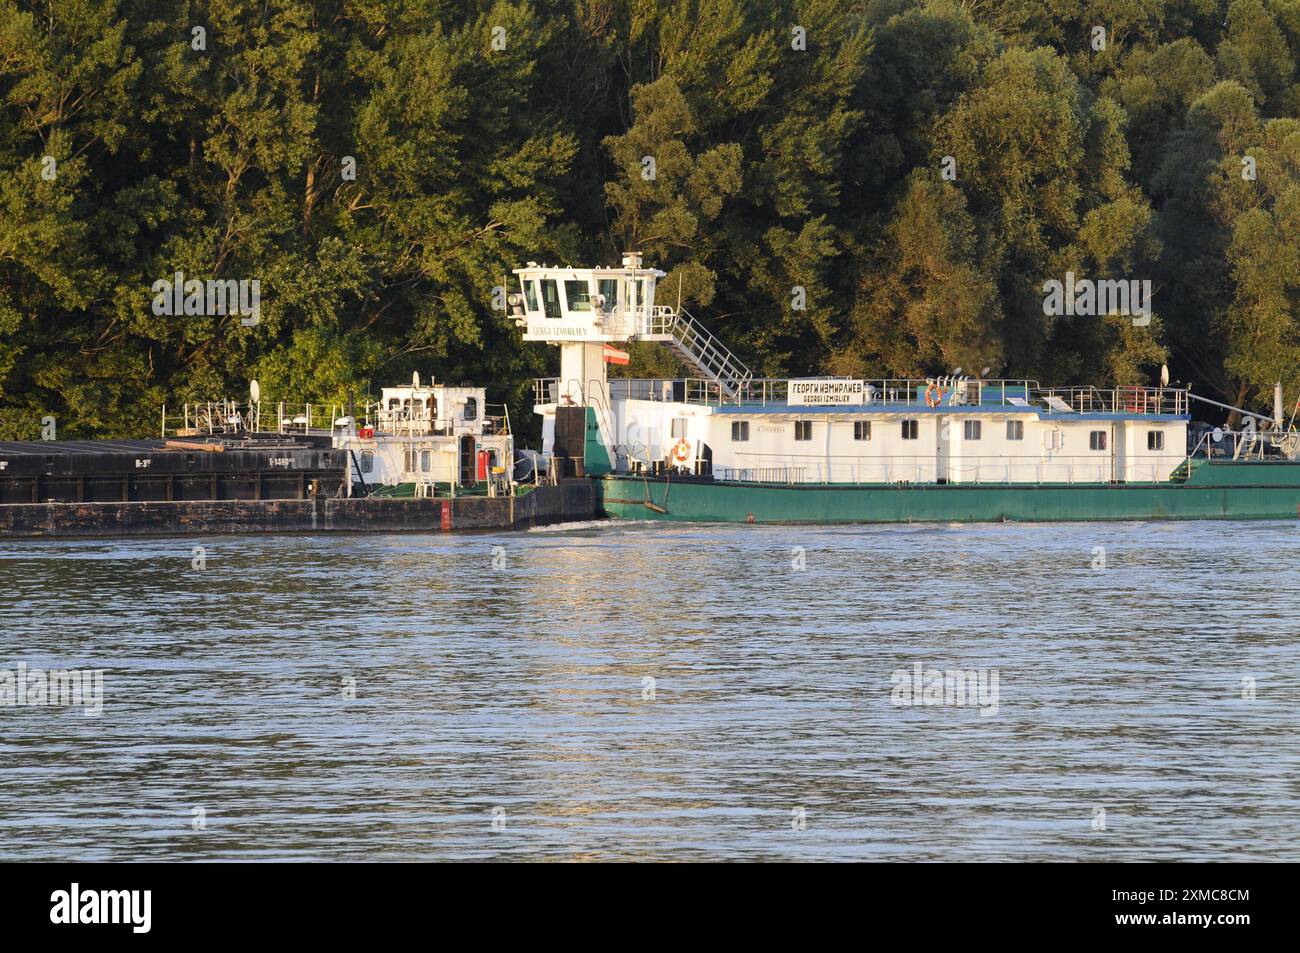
[603,345,630,365]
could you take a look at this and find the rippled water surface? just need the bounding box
[1,519,1297,861]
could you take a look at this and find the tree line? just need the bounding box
[3,0,1299,440]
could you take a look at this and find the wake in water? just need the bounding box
[527,519,659,532]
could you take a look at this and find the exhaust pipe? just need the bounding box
[1275,382,1284,430]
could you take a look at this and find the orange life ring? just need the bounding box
[925,382,946,408]
[671,438,691,463]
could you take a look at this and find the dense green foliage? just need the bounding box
[3,0,1299,439]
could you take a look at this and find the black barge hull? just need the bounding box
[0,438,344,504]
[0,481,596,537]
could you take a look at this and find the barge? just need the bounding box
[0,378,595,538]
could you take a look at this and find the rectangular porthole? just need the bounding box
[794,421,812,441]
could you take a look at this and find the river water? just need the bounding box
[1,519,1296,861]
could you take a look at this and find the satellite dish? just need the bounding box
[1160,364,1169,387]
[250,379,260,403]
[412,370,420,389]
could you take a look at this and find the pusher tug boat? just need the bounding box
[512,254,1300,523]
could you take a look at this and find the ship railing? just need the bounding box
[598,377,1057,408]
[366,409,449,436]
[643,304,681,337]
[1037,385,1187,415]
[607,378,729,404]
[795,456,934,483]
[534,377,560,405]
[483,404,511,435]
[937,459,1173,484]
[535,376,1191,414]
[163,399,511,440]
[162,400,345,438]
[1186,425,1300,462]
[713,466,808,484]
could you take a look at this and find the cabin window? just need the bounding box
[731,421,749,442]
[404,449,417,473]
[1148,431,1164,451]
[420,451,431,472]
[387,398,400,411]
[671,417,688,438]
[463,397,478,421]
[598,279,619,311]
[539,279,562,318]
[524,280,539,313]
[964,420,982,441]
[359,451,374,473]
[1007,420,1024,441]
[1090,430,1108,451]
[794,420,813,441]
[854,421,871,441]
[564,280,591,312]
[901,419,919,440]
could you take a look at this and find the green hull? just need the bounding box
[598,462,1300,523]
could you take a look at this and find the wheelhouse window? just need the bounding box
[598,278,619,312]
[853,421,871,441]
[1007,420,1024,440]
[1148,430,1164,451]
[1090,430,1108,451]
[964,420,982,440]
[731,421,749,442]
[463,397,478,421]
[564,280,591,312]
[524,280,540,313]
[901,419,919,440]
[539,278,562,318]
[794,420,813,441]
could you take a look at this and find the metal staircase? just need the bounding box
[652,307,752,399]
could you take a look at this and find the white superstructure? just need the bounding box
[520,256,1197,485]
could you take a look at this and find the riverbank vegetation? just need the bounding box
[2,1,1298,437]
